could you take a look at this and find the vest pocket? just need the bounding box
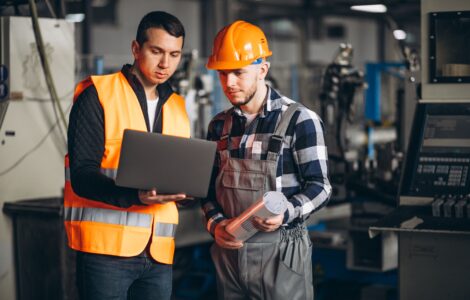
[221,169,265,191]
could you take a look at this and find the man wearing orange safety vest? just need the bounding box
[65,11,190,300]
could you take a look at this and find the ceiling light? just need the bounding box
[65,13,85,23]
[92,0,110,7]
[393,29,407,40]
[351,4,387,13]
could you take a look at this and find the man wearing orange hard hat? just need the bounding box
[201,20,332,299]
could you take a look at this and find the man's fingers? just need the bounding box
[252,218,280,232]
[215,223,244,249]
[252,217,272,231]
[157,193,186,201]
[252,221,266,231]
[217,239,243,249]
[264,219,278,225]
[139,190,187,204]
[253,223,271,231]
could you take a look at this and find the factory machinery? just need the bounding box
[315,3,470,300]
[2,1,470,299]
[370,1,470,300]
[317,41,411,278]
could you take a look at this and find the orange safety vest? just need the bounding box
[64,72,190,264]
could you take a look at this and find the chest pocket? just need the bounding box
[222,169,265,191]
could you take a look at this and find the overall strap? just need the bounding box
[267,103,301,161]
[218,108,235,152]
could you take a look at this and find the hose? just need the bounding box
[28,0,68,146]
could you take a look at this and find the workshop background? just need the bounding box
[1,0,469,299]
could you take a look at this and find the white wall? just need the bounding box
[309,17,378,67]
[0,17,74,300]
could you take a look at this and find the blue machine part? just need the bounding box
[210,69,224,117]
[290,65,299,101]
[0,83,8,100]
[364,62,406,123]
[0,64,9,82]
[307,221,327,232]
[94,56,104,75]
[367,126,374,160]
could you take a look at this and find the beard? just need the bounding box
[228,84,258,108]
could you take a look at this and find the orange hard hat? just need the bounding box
[207,20,272,70]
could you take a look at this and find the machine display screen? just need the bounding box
[421,115,470,152]
[406,109,470,197]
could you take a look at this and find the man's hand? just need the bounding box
[214,219,244,249]
[138,188,187,205]
[252,214,283,232]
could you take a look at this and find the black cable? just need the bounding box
[28,0,68,145]
[24,89,74,102]
[0,102,72,177]
[44,0,57,18]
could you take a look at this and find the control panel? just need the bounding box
[400,103,470,218]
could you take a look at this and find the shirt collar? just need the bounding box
[120,64,173,102]
[231,85,284,118]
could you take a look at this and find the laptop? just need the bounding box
[115,129,216,198]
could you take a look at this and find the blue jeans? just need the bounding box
[76,250,172,300]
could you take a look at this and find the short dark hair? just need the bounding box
[136,11,185,46]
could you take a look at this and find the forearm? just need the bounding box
[68,85,141,208]
[201,195,227,235]
[201,165,226,235]
[70,165,140,208]
[284,180,332,223]
[283,107,332,224]
[202,120,228,235]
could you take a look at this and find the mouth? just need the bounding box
[227,90,241,96]
[155,72,167,79]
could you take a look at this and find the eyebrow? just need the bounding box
[149,45,181,54]
[219,69,244,73]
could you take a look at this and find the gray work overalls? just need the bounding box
[211,103,314,300]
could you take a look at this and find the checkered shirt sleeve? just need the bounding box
[201,88,332,235]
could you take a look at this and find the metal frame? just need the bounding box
[428,10,470,84]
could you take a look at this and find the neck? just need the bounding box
[240,83,268,114]
[131,63,158,99]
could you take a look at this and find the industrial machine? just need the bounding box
[319,42,417,206]
[169,51,214,139]
[318,40,417,274]
[370,1,470,299]
[319,43,366,202]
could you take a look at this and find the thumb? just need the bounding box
[264,218,276,225]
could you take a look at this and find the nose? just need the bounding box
[225,72,237,87]
[158,54,169,69]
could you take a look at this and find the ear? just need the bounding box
[131,40,140,60]
[258,61,270,80]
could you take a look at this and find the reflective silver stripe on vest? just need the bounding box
[64,207,152,228]
[64,167,117,181]
[101,168,117,180]
[154,222,177,237]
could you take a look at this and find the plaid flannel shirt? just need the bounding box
[201,86,332,235]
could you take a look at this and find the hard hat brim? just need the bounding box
[206,52,272,70]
